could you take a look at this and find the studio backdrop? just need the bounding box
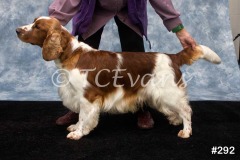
[0,0,240,101]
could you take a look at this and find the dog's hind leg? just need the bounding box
[168,112,183,126]
[67,103,100,140]
[167,99,192,138]
[153,89,192,138]
[156,105,183,126]
[175,101,192,138]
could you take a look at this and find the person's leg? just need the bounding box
[56,27,104,125]
[114,16,145,52]
[56,111,78,125]
[114,16,154,129]
[78,26,104,49]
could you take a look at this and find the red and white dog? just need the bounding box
[16,17,221,140]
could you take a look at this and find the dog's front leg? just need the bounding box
[67,104,100,140]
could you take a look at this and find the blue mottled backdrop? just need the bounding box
[0,0,240,101]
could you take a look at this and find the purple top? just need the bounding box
[49,0,182,39]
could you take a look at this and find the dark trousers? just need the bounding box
[78,16,145,52]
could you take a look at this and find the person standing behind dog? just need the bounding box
[48,0,197,128]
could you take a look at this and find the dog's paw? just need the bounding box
[177,129,192,139]
[67,124,77,132]
[67,131,82,140]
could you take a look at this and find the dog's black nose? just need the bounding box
[16,28,23,35]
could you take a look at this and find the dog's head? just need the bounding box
[16,16,64,61]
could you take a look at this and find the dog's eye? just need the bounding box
[34,25,40,30]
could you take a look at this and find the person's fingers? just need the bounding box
[191,39,197,50]
[185,37,196,50]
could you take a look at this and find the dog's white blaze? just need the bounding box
[19,17,51,32]
[20,24,33,32]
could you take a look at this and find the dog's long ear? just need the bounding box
[42,30,63,61]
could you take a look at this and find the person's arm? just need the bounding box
[49,0,81,26]
[149,0,196,49]
[149,0,182,31]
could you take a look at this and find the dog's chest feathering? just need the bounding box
[58,69,89,113]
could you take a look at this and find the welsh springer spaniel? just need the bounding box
[16,17,221,140]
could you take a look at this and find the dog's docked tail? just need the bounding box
[169,45,221,66]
